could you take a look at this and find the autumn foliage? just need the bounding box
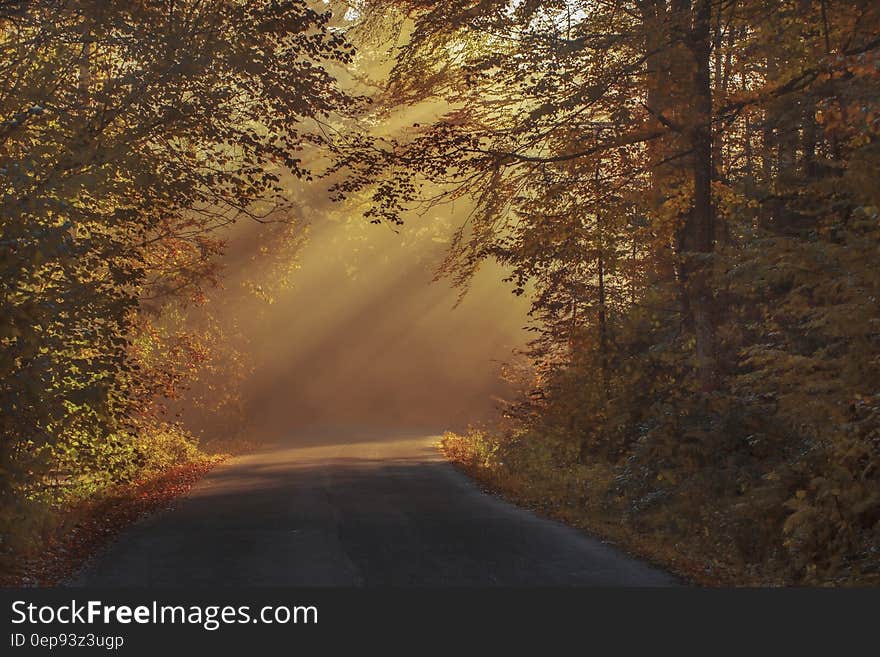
[2,0,878,586]
[0,0,353,569]
[341,0,880,585]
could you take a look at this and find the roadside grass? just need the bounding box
[0,426,235,587]
[1,455,224,587]
[440,429,780,587]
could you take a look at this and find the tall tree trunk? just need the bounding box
[597,214,611,400]
[640,0,678,285]
[79,21,91,99]
[744,69,756,198]
[630,233,638,306]
[679,0,717,392]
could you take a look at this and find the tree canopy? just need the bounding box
[335,0,880,584]
[1,0,356,552]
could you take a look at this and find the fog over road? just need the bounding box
[73,430,677,586]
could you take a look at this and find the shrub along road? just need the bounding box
[71,431,678,586]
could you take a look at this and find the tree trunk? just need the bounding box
[597,215,611,400]
[679,0,717,392]
[640,1,679,285]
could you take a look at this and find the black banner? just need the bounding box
[1,588,876,654]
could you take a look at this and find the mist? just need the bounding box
[181,194,532,445]
[169,18,535,446]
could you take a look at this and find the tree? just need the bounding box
[0,0,354,509]
[337,0,880,582]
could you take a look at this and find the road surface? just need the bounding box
[72,431,678,586]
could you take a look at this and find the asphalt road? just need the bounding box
[72,431,678,586]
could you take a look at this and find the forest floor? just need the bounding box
[1,457,224,587]
[440,434,750,587]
